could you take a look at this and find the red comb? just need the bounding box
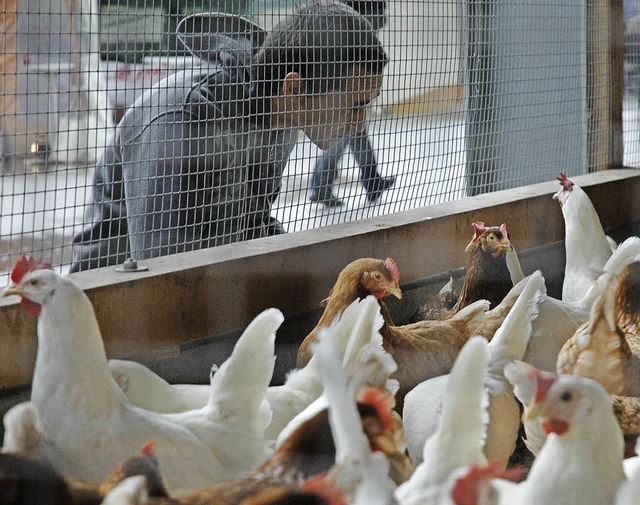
[533,370,557,404]
[11,255,52,284]
[556,172,574,191]
[140,440,155,457]
[359,386,395,433]
[302,474,347,505]
[385,257,400,283]
[451,462,524,505]
[471,221,486,242]
[499,223,508,237]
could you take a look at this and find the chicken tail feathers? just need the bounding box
[313,326,371,465]
[488,271,544,362]
[435,336,490,458]
[603,236,640,276]
[208,308,282,418]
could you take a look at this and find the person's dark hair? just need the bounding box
[254,0,388,98]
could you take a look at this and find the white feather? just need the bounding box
[395,336,489,505]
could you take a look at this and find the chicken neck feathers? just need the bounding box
[449,226,514,314]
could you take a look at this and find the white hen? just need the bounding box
[495,362,626,505]
[1,256,281,496]
[403,271,543,468]
[553,172,614,303]
[395,336,489,505]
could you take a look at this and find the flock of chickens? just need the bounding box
[2,172,640,504]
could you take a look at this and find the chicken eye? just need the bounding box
[29,279,39,287]
[560,391,573,402]
[373,272,383,281]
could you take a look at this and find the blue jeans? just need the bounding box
[310,128,384,199]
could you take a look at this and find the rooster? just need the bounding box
[492,362,626,505]
[296,257,488,413]
[553,172,614,303]
[1,255,280,496]
[403,271,544,468]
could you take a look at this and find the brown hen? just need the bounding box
[296,257,488,412]
[446,221,517,317]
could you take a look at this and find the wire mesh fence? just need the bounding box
[0,0,638,278]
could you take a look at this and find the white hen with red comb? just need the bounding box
[496,361,625,505]
[553,172,614,303]
[1,256,281,496]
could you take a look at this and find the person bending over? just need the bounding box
[70,0,388,272]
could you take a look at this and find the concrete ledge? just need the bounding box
[1,168,639,389]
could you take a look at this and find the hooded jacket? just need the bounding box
[70,14,296,272]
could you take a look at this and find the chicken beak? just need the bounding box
[2,284,22,298]
[388,283,403,300]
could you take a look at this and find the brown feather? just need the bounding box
[297,257,487,413]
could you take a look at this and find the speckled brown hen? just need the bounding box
[409,277,459,322]
[611,395,640,459]
[556,262,640,397]
[296,257,488,413]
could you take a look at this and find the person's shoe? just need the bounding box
[310,192,343,207]
[366,176,396,202]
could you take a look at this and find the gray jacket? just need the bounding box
[71,18,296,272]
